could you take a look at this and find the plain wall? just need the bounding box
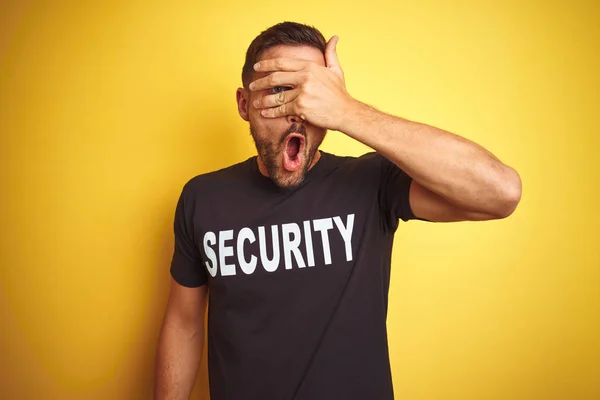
[1,1,598,399]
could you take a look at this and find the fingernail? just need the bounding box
[254,62,260,70]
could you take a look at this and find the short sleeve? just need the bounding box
[377,153,419,232]
[169,182,208,288]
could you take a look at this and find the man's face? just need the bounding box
[237,45,327,189]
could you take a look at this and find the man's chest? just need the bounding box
[192,179,378,282]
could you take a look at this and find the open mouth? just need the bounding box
[283,133,305,172]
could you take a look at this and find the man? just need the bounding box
[154,21,522,400]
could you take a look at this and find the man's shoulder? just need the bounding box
[322,150,384,171]
[178,157,254,195]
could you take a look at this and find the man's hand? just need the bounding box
[249,36,355,131]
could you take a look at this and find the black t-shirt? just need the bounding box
[170,151,419,400]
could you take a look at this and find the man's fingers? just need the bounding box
[325,36,340,69]
[249,72,305,91]
[253,88,300,109]
[325,36,345,82]
[253,58,309,72]
[260,101,296,119]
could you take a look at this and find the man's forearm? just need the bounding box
[340,100,522,217]
[154,319,204,400]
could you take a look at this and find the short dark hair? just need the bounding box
[241,21,326,88]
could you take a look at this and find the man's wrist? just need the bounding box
[337,97,368,135]
[336,98,416,152]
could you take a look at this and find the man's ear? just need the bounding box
[236,88,250,121]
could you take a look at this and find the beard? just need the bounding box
[250,122,321,189]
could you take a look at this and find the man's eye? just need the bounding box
[269,86,292,94]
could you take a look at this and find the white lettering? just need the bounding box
[313,218,333,265]
[258,225,280,272]
[219,229,236,276]
[282,223,306,269]
[237,227,257,274]
[203,231,218,277]
[303,220,315,267]
[333,214,354,262]
[202,214,356,278]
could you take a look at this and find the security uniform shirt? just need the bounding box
[170,151,417,400]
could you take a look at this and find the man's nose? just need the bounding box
[286,114,303,124]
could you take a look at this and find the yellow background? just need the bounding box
[1,1,598,399]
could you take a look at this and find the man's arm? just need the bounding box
[249,36,522,221]
[339,101,523,222]
[155,278,208,400]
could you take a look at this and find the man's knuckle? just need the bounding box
[276,91,285,105]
